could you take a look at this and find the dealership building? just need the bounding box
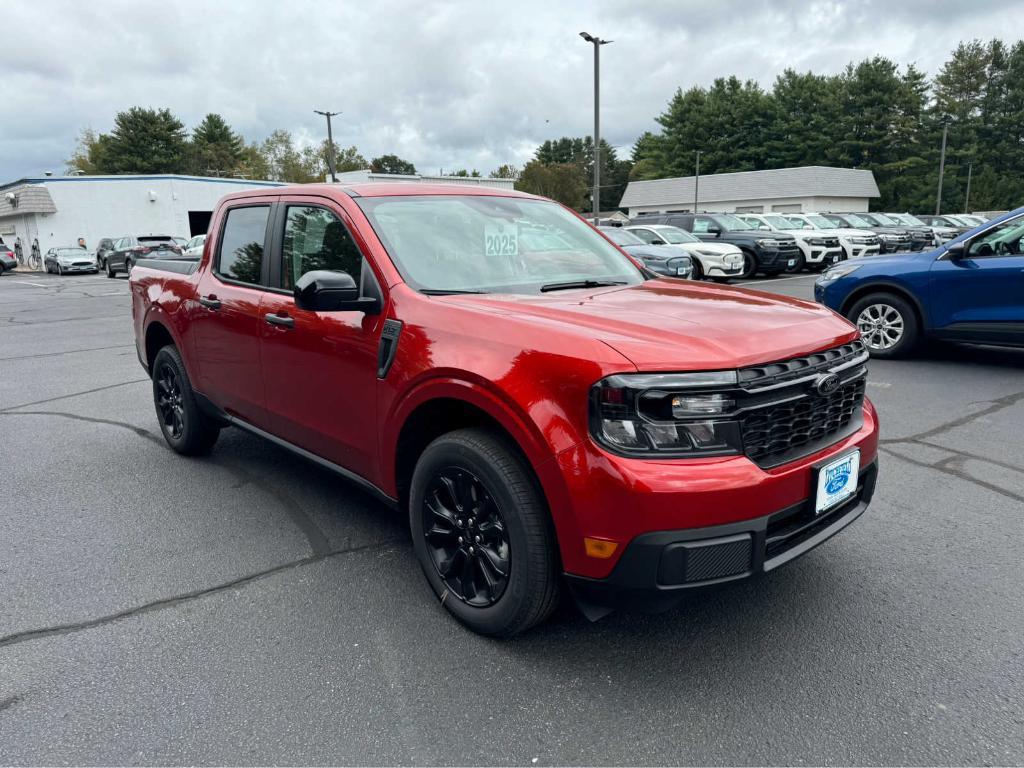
[0,174,284,269]
[619,166,880,217]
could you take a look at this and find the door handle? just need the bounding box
[198,295,221,310]
[264,312,294,329]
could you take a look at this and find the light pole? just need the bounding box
[694,150,701,213]
[580,32,611,222]
[314,109,341,182]
[935,120,948,215]
[964,161,973,213]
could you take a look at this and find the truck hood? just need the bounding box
[820,227,876,238]
[444,281,858,371]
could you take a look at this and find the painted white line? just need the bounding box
[742,275,819,286]
[2,280,50,288]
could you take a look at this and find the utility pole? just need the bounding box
[694,150,701,213]
[314,109,341,182]
[964,162,973,213]
[580,32,611,222]
[935,121,948,215]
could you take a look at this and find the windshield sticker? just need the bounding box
[484,223,518,257]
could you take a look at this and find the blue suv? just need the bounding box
[815,206,1024,358]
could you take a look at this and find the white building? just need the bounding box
[332,169,515,190]
[0,174,283,269]
[619,166,879,217]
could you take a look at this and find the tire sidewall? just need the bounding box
[409,434,542,635]
[151,346,203,452]
[848,293,919,358]
[739,250,757,279]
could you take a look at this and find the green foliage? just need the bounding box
[445,169,482,177]
[187,113,244,176]
[370,154,417,175]
[91,107,188,174]
[634,39,1024,212]
[515,160,587,209]
[488,164,520,180]
[533,136,631,212]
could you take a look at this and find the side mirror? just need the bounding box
[294,270,380,313]
[946,242,967,260]
[707,226,722,236]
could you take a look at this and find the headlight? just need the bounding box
[695,249,720,256]
[590,373,743,457]
[818,264,862,283]
[806,238,825,246]
[878,234,896,241]
[755,238,778,247]
[849,237,869,244]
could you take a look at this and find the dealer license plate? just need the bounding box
[815,450,860,514]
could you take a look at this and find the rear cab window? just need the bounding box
[216,205,271,285]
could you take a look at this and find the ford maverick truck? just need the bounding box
[130,183,879,636]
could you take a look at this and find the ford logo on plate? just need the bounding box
[825,463,851,494]
[815,373,841,396]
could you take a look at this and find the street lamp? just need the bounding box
[935,118,949,215]
[580,32,611,222]
[314,109,341,182]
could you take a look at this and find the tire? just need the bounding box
[125,258,134,276]
[738,250,758,279]
[105,259,116,278]
[151,345,220,455]
[409,428,561,637]
[690,258,704,281]
[846,292,920,359]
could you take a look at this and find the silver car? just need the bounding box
[44,247,98,275]
[183,234,206,258]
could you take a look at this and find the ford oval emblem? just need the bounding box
[815,373,841,396]
[825,468,850,495]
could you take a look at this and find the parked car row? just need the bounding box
[96,234,191,278]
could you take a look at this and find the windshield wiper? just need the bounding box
[420,288,488,295]
[539,279,627,293]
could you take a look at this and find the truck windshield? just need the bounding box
[356,195,643,294]
[867,213,899,226]
[763,215,794,230]
[714,214,755,231]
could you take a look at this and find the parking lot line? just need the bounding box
[2,279,52,287]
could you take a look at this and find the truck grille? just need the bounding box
[734,341,868,467]
[740,378,866,463]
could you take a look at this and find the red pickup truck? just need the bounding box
[130,183,879,636]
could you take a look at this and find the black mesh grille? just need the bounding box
[739,340,865,389]
[684,538,752,582]
[740,378,866,463]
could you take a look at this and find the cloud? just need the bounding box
[2,0,1021,179]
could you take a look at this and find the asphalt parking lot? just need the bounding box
[1,270,1022,766]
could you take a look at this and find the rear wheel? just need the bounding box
[124,258,134,276]
[151,345,220,455]
[847,293,919,359]
[105,259,116,278]
[410,428,560,637]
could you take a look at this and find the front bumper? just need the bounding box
[58,263,98,273]
[567,459,878,613]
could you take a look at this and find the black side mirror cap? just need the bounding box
[946,242,966,260]
[707,226,722,236]
[294,269,381,313]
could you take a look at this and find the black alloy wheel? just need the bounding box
[422,467,511,607]
[738,250,758,279]
[155,361,186,440]
[690,257,704,281]
[105,258,116,278]
[125,258,134,275]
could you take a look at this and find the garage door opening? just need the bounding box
[188,210,212,236]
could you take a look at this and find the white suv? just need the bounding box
[624,224,744,281]
[739,214,843,272]
[784,213,881,261]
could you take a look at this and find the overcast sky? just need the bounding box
[4,0,1021,180]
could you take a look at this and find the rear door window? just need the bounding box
[217,206,271,285]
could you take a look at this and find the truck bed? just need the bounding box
[135,256,200,275]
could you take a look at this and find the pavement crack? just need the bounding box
[0,343,134,362]
[0,694,23,712]
[880,446,1024,504]
[0,409,161,443]
[0,539,403,650]
[217,460,334,557]
[0,378,148,413]
[879,389,1024,445]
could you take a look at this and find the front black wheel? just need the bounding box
[738,250,758,279]
[410,428,560,637]
[105,259,116,278]
[690,258,704,281]
[151,345,220,455]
